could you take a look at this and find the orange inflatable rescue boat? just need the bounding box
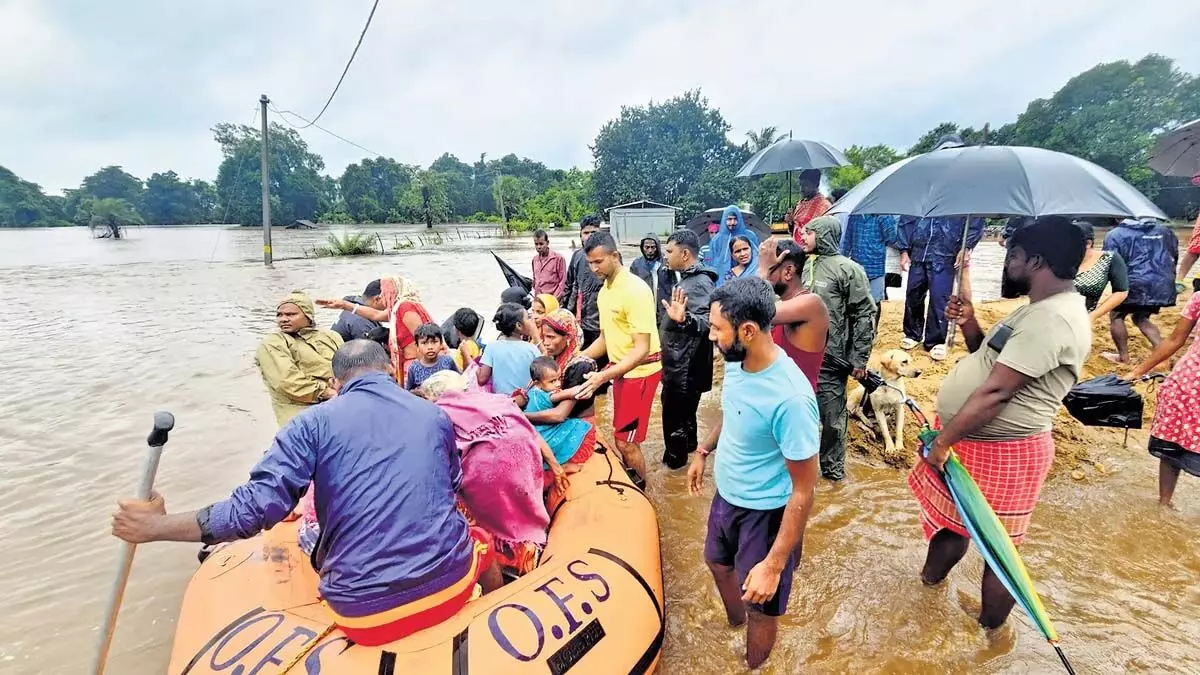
[167,448,664,674]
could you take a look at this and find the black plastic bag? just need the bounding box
[1063,374,1144,429]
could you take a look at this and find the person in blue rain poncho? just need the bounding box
[705,205,760,287]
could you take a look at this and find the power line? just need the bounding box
[297,0,380,128]
[269,103,384,157]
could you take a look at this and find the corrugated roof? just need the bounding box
[605,199,680,212]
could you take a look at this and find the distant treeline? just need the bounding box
[3,54,1198,230]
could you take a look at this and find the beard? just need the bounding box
[718,340,749,362]
[772,281,789,297]
[1000,269,1030,298]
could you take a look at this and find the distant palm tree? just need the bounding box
[746,126,782,152]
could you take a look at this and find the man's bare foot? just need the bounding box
[1101,352,1127,364]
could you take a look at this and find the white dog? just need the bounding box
[847,349,922,455]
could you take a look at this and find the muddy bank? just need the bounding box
[849,293,1195,477]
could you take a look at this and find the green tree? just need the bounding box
[81,166,144,203]
[339,157,415,223]
[213,122,329,225]
[141,170,214,224]
[393,170,450,225]
[429,153,475,217]
[828,144,903,192]
[592,89,747,211]
[523,169,596,226]
[493,175,537,222]
[1004,54,1198,197]
[0,166,64,226]
[87,197,143,238]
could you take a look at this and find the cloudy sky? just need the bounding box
[3,0,1198,194]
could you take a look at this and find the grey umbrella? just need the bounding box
[1148,118,1200,178]
[736,139,850,177]
[829,145,1166,219]
[829,144,1165,350]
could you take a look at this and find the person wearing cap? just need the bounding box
[255,291,344,427]
[897,135,986,361]
[787,169,832,239]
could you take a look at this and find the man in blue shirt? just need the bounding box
[110,340,502,645]
[687,276,820,669]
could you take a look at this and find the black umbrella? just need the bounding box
[736,139,850,177]
[1148,117,1200,178]
[683,208,771,247]
[491,251,533,294]
[829,144,1166,349]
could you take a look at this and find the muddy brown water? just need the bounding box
[0,226,1197,673]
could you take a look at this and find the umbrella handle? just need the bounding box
[945,214,974,350]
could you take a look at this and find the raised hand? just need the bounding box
[661,287,689,324]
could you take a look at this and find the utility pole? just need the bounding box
[496,168,506,226]
[260,94,273,266]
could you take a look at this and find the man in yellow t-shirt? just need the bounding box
[578,232,662,485]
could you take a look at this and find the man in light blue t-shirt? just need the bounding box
[687,276,820,670]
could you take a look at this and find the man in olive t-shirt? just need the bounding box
[935,289,1090,439]
[908,216,1091,631]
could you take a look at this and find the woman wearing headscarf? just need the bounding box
[723,234,759,284]
[255,291,344,428]
[705,205,759,286]
[526,308,600,425]
[531,293,560,327]
[420,371,564,576]
[318,276,433,387]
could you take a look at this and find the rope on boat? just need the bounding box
[275,622,337,675]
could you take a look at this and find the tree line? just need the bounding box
[3,53,1198,229]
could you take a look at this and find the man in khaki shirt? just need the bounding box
[907,216,1091,630]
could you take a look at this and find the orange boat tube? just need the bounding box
[167,448,664,674]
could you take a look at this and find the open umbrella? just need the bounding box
[830,145,1166,220]
[1148,118,1200,178]
[491,251,532,294]
[737,138,850,217]
[901,401,1076,675]
[683,208,771,246]
[736,139,850,177]
[829,145,1166,347]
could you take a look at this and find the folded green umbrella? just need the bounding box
[908,404,1075,674]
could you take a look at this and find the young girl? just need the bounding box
[1129,290,1200,507]
[478,303,542,395]
[523,356,595,485]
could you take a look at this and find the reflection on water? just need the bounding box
[0,226,1196,674]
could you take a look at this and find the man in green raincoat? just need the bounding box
[256,291,344,427]
[797,216,877,480]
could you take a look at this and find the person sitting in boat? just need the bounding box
[110,340,502,646]
[520,356,596,485]
[523,308,601,424]
[420,370,565,577]
[256,291,343,428]
[317,277,433,388]
[477,303,542,395]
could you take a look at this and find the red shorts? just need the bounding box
[611,370,662,444]
[329,526,494,646]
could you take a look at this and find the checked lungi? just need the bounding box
[908,431,1055,545]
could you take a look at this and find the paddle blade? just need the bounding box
[943,454,1060,643]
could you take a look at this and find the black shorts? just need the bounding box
[703,492,795,617]
[1111,304,1163,319]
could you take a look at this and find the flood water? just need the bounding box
[0,225,1196,674]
